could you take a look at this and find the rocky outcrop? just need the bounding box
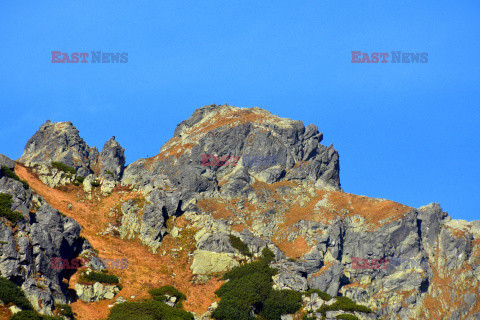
[75,282,120,302]
[118,188,182,252]
[118,105,341,251]
[18,121,126,191]
[31,163,76,188]
[18,121,98,177]
[7,105,480,320]
[122,104,340,198]
[0,154,15,169]
[190,250,239,274]
[98,137,126,180]
[0,155,94,315]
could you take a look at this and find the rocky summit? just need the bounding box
[0,104,479,320]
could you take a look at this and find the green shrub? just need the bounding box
[259,290,302,320]
[0,277,33,310]
[211,299,252,320]
[104,170,114,177]
[229,235,252,257]
[10,311,43,320]
[0,194,25,223]
[302,315,317,320]
[317,296,372,315]
[305,288,332,301]
[9,310,62,320]
[107,300,194,320]
[79,271,119,284]
[336,314,360,320]
[56,303,75,319]
[75,176,85,183]
[261,247,275,262]
[51,162,76,174]
[91,180,101,187]
[212,248,301,320]
[1,166,29,189]
[149,285,186,302]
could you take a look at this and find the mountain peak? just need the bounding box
[122,104,340,197]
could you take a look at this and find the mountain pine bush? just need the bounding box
[212,248,302,320]
[1,166,29,189]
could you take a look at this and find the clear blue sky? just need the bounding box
[1,1,479,221]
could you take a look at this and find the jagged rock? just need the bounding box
[0,166,105,315]
[118,188,181,252]
[0,154,15,169]
[100,173,116,195]
[272,260,308,291]
[8,106,480,320]
[18,122,125,184]
[75,282,120,302]
[417,203,449,256]
[438,224,473,272]
[98,137,125,180]
[122,105,341,199]
[18,121,98,176]
[190,249,239,274]
[82,174,94,193]
[254,165,285,184]
[32,163,75,188]
[302,292,326,313]
[0,172,90,315]
[9,305,22,314]
[197,233,234,254]
[308,261,344,296]
[239,229,268,255]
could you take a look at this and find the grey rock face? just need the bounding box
[0,154,15,169]
[11,106,480,320]
[197,233,235,254]
[122,105,341,200]
[239,229,268,255]
[117,105,343,253]
[307,261,344,296]
[0,171,90,315]
[272,260,308,291]
[417,203,448,255]
[18,121,125,181]
[118,188,182,252]
[18,121,98,176]
[98,137,125,180]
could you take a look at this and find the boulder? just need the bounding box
[75,282,120,302]
[190,249,239,274]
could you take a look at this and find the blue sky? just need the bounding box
[1,1,479,221]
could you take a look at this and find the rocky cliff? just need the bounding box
[0,155,102,315]
[19,121,125,181]
[3,104,479,320]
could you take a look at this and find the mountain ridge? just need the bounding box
[0,104,478,320]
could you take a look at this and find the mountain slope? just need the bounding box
[1,104,479,320]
